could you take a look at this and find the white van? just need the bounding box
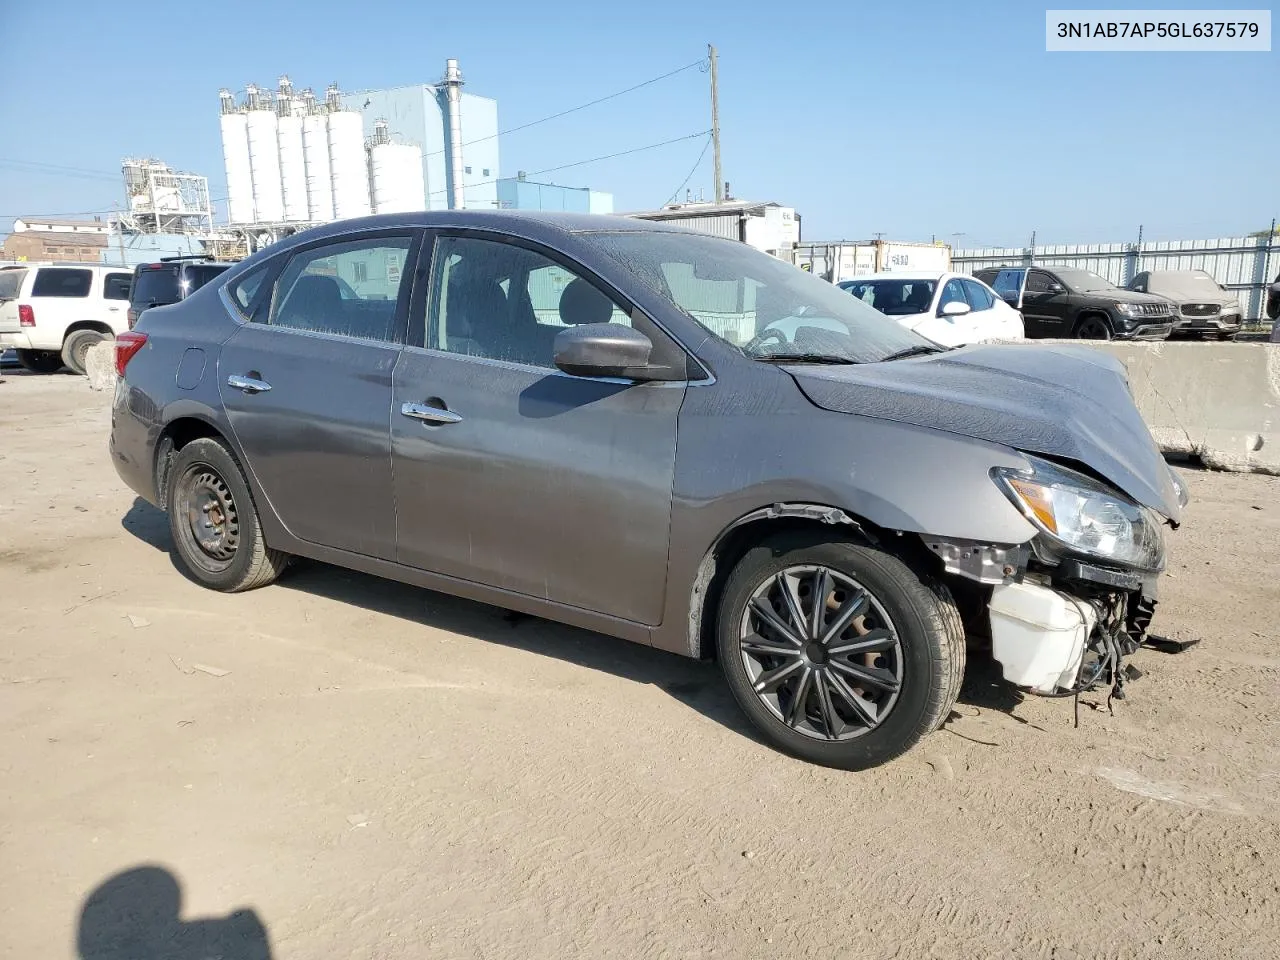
[0,263,134,374]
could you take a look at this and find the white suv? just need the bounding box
[0,263,134,374]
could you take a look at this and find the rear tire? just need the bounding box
[61,329,108,376]
[15,349,64,374]
[716,535,965,770]
[166,437,289,592]
[1073,315,1113,340]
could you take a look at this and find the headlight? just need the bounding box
[1114,302,1138,315]
[994,455,1164,570]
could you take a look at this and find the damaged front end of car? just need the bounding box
[924,453,1189,705]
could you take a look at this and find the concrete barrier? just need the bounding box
[85,340,116,392]
[1029,341,1279,475]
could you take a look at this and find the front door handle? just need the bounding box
[227,374,272,394]
[400,401,462,425]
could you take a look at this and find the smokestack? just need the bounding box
[443,58,466,210]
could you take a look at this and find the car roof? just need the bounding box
[858,270,949,281]
[297,209,709,244]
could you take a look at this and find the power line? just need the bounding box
[427,130,712,198]
[0,158,121,183]
[664,135,712,206]
[423,56,707,158]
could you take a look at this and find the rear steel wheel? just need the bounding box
[176,467,241,575]
[166,437,289,592]
[739,565,903,740]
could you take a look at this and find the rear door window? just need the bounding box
[31,268,92,298]
[990,269,1025,299]
[269,236,412,342]
[104,273,133,300]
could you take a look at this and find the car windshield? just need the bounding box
[590,232,931,363]
[130,266,181,307]
[842,278,937,316]
[1058,269,1117,293]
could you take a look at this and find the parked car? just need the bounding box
[1126,269,1242,339]
[838,271,1024,346]
[1267,273,1280,342]
[128,256,234,329]
[110,212,1184,771]
[974,266,1173,340]
[0,262,134,373]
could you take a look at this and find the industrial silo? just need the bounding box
[218,90,254,224]
[325,84,371,220]
[300,89,334,222]
[369,120,426,214]
[245,84,285,222]
[276,77,308,222]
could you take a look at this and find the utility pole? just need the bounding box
[114,206,126,266]
[709,44,723,204]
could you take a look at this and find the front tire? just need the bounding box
[1073,315,1113,340]
[716,536,965,770]
[166,437,289,592]
[62,329,108,376]
[15,349,64,374]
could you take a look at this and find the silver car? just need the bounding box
[109,212,1185,770]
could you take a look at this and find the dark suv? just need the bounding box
[128,257,233,329]
[974,266,1173,341]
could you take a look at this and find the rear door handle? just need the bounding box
[401,401,462,425]
[227,374,272,394]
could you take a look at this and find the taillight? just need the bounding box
[115,332,148,376]
[18,304,34,327]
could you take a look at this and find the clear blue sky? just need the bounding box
[0,0,1275,246]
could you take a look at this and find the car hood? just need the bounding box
[786,344,1182,522]
[1104,290,1169,305]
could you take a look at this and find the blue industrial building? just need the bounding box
[496,176,613,214]
[343,65,500,211]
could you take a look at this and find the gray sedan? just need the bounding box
[110,212,1184,770]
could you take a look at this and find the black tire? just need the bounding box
[1073,315,1113,340]
[15,349,64,374]
[166,437,289,592]
[61,329,108,376]
[716,535,965,770]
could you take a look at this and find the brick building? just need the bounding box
[1,217,110,262]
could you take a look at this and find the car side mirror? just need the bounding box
[554,323,655,379]
[1048,282,1066,294]
[939,301,971,318]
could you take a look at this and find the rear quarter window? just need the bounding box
[31,268,92,298]
[0,269,26,299]
[104,273,133,300]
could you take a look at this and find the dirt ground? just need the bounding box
[2,370,1278,960]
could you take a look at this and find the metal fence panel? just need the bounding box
[952,235,1278,319]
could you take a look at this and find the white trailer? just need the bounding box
[794,240,951,284]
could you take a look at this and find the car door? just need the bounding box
[913,277,971,346]
[960,278,1016,341]
[218,229,421,560]
[103,271,133,333]
[390,231,687,626]
[1020,269,1072,337]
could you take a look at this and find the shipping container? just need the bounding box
[794,240,951,283]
